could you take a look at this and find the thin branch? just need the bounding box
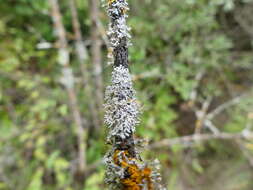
[69,0,101,131]
[236,139,253,167]
[103,0,165,189]
[48,0,86,173]
[194,96,212,134]
[206,92,251,120]
[204,119,220,134]
[132,68,162,81]
[189,69,205,104]
[149,131,253,149]
[89,0,104,116]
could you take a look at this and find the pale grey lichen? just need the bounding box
[104,65,140,140]
[102,0,131,47]
[103,148,166,190]
[103,150,125,189]
[102,0,165,189]
[103,148,146,189]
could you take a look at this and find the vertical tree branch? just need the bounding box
[69,0,101,132]
[194,97,212,134]
[103,0,164,189]
[89,0,104,115]
[48,0,86,174]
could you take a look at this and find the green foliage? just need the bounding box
[1,0,253,189]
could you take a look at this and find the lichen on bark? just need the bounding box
[103,0,165,189]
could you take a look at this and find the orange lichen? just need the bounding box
[107,0,128,14]
[113,150,153,190]
[107,0,116,5]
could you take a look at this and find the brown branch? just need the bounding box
[48,0,87,174]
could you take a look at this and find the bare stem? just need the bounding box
[89,0,104,115]
[48,0,86,173]
[149,131,253,149]
[69,0,101,132]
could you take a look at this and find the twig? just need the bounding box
[236,139,253,167]
[132,68,162,81]
[189,69,205,104]
[149,131,253,149]
[206,92,251,120]
[48,0,87,173]
[204,119,220,134]
[194,96,212,134]
[89,0,104,116]
[69,0,101,131]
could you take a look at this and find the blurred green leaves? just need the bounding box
[0,0,253,189]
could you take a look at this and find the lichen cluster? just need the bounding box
[104,146,165,190]
[103,0,165,189]
[104,65,140,140]
[104,149,153,190]
[103,0,131,47]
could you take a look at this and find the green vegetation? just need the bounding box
[0,0,253,189]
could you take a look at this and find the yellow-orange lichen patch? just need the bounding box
[107,0,116,5]
[113,150,153,190]
[107,0,128,14]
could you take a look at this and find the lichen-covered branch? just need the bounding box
[103,0,165,189]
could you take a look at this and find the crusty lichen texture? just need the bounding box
[104,65,140,140]
[103,0,165,189]
[104,149,154,190]
[105,0,131,47]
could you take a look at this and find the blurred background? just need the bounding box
[1,0,253,189]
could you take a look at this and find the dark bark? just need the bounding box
[113,36,135,157]
[114,38,129,68]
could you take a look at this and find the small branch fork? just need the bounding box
[150,70,253,164]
